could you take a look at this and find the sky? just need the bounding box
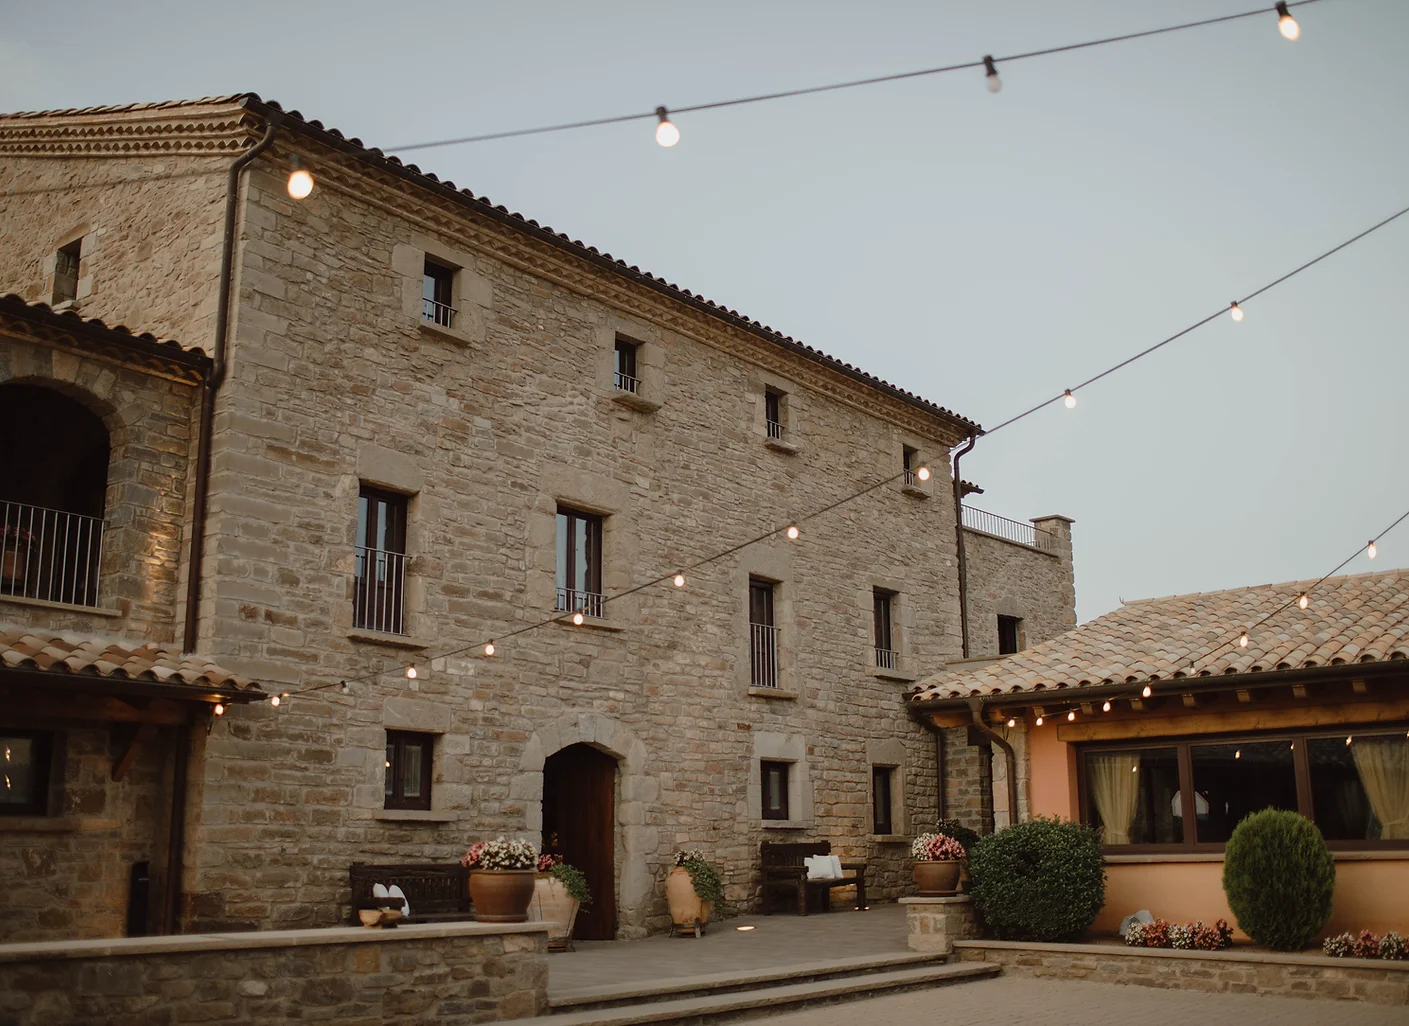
[2,0,1406,623]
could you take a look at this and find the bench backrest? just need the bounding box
[349,863,470,915]
[760,841,831,869]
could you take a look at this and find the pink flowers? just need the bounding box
[1127,918,1233,950]
[460,842,486,869]
[537,853,561,872]
[1324,930,1407,960]
[910,833,966,862]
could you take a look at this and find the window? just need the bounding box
[872,766,895,835]
[762,760,790,820]
[614,339,639,393]
[556,506,604,618]
[997,615,1022,655]
[1,732,52,816]
[422,259,455,328]
[764,389,785,441]
[53,240,81,304]
[384,731,434,810]
[1080,730,1409,849]
[874,589,897,670]
[354,486,408,634]
[749,577,778,688]
[902,446,919,486]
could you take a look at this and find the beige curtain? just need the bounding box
[1089,752,1141,844]
[1352,738,1409,840]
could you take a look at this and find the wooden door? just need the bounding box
[542,743,617,940]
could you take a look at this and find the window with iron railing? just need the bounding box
[902,446,919,486]
[556,506,604,619]
[764,389,785,441]
[614,338,639,394]
[354,486,408,635]
[749,577,779,688]
[874,588,897,670]
[422,259,456,328]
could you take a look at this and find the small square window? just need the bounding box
[872,766,894,835]
[53,240,81,305]
[1,731,53,816]
[997,615,1022,655]
[761,760,790,820]
[902,446,919,485]
[384,731,434,811]
[764,389,785,441]
[614,339,639,393]
[422,259,456,328]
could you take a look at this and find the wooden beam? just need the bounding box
[112,724,158,781]
[1353,679,1369,695]
[926,710,972,729]
[1292,685,1309,700]
[1236,689,1254,704]
[1056,697,1409,742]
[1181,693,1199,709]
[0,692,189,726]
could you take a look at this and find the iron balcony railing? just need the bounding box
[766,419,785,441]
[354,545,408,635]
[614,371,639,394]
[556,587,605,620]
[875,647,898,671]
[0,500,104,608]
[961,504,1058,553]
[422,298,456,328]
[903,468,918,486]
[750,622,780,688]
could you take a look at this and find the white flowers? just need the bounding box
[910,832,966,862]
[462,837,538,870]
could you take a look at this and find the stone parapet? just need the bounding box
[0,921,549,1024]
[899,895,977,954]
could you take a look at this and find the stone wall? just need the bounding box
[954,940,1409,1005]
[0,922,548,1025]
[963,516,1076,660]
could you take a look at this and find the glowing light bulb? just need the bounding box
[1368,540,1377,559]
[983,55,1001,93]
[1102,700,1111,713]
[917,467,931,482]
[287,165,314,200]
[1276,2,1299,40]
[786,525,800,540]
[572,611,585,625]
[1239,633,1249,648]
[406,665,418,679]
[1065,710,1075,722]
[1346,735,1353,745]
[1298,593,1309,610]
[1230,302,1243,322]
[1063,389,1076,409]
[1007,718,1016,728]
[341,681,350,694]
[213,702,225,716]
[270,695,280,707]
[1142,685,1152,699]
[484,642,495,656]
[1131,764,1138,773]
[1035,715,1044,726]
[1235,749,1241,759]
[654,107,680,147]
[674,573,685,588]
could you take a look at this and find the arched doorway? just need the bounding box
[542,743,617,940]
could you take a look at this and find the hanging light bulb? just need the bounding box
[1067,710,1077,722]
[673,573,686,588]
[406,665,418,679]
[1102,700,1112,713]
[1235,749,1241,759]
[654,107,680,147]
[287,156,314,200]
[484,642,495,656]
[1063,389,1077,409]
[1298,593,1309,610]
[1229,301,1243,322]
[1142,685,1152,699]
[1007,717,1016,728]
[1035,715,1044,726]
[1346,735,1353,745]
[1275,1,1300,40]
[917,467,931,482]
[572,611,585,625]
[341,681,350,694]
[1239,632,1249,648]
[270,694,281,707]
[213,702,225,716]
[1368,540,1377,559]
[786,525,800,540]
[983,55,1002,93]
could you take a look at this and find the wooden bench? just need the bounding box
[348,863,472,925]
[760,842,867,916]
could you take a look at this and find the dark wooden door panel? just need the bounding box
[543,743,617,940]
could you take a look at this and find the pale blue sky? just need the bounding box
[3,0,1406,621]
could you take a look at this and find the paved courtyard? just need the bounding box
[755,976,1409,1025]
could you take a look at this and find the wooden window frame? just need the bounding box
[422,259,456,326]
[1,730,54,817]
[764,389,784,438]
[556,506,604,605]
[53,240,81,304]
[873,589,895,653]
[872,765,894,835]
[613,338,639,391]
[761,759,790,821]
[1076,726,1409,854]
[384,730,434,811]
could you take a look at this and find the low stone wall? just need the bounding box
[954,939,1409,1005]
[0,921,549,1025]
[899,895,977,955]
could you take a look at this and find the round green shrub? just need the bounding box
[967,817,1105,942]
[1222,809,1335,951]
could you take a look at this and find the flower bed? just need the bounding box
[1323,929,1409,960]
[1125,917,1233,951]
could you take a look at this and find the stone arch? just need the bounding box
[514,712,656,939]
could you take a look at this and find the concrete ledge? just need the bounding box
[374,809,457,823]
[0,920,548,963]
[749,686,798,700]
[0,595,122,617]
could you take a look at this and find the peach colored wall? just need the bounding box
[1028,719,1079,821]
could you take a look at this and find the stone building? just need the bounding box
[0,94,1075,941]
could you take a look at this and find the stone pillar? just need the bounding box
[899,895,977,955]
[1032,515,1076,631]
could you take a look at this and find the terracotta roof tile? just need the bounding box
[0,625,262,693]
[0,294,210,368]
[910,568,1409,703]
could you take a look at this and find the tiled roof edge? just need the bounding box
[0,294,211,370]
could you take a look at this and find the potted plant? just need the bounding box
[666,849,722,937]
[462,837,538,923]
[530,853,591,950]
[911,832,966,896]
[1,523,32,587]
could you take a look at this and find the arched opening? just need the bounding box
[0,383,109,606]
[542,743,618,940]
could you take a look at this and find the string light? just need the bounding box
[983,55,1002,93]
[1275,1,1300,40]
[269,694,280,707]
[786,525,800,540]
[1142,685,1152,698]
[1298,593,1309,610]
[341,681,350,694]
[1067,710,1076,721]
[1063,390,1077,409]
[1346,735,1353,745]
[213,702,225,716]
[572,611,585,625]
[484,642,495,656]
[654,107,680,147]
[406,665,418,679]
[917,467,931,482]
[1368,541,1377,559]
[1235,749,1241,759]
[287,156,314,200]
[1035,715,1044,726]
[1007,717,1016,728]
[1102,700,1111,713]
[674,573,686,587]
[1229,301,1243,322]
[1239,632,1249,647]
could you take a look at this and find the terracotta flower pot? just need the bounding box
[913,860,962,896]
[666,866,712,936]
[530,873,581,949]
[470,869,536,923]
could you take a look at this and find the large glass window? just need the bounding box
[1083,747,1181,845]
[2,732,52,816]
[1310,734,1409,841]
[1190,740,1298,844]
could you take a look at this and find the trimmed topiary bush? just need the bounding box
[967,817,1105,942]
[1222,808,1335,951]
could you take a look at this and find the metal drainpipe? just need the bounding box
[951,432,978,659]
[163,724,191,934]
[967,697,1020,829]
[182,115,280,653]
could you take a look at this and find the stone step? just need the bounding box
[513,962,1000,1026]
[550,951,950,1012]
